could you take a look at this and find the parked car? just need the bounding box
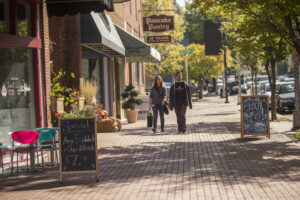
[263,82,280,107]
[284,78,294,82]
[217,79,223,90]
[258,80,269,94]
[245,77,253,89]
[230,85,247,95]
[278,76,288,82]
[227,81,247,95]
[257,75,269,82]
[275,82,295,113]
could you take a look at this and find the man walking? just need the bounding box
[169,72,192,133]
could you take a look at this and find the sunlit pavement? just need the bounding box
[1,95,299,200]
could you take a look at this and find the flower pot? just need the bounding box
[125,109,139,123]
[51,97,64,113]
[75,97,85,110]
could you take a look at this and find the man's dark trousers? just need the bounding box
[175,104,187,132]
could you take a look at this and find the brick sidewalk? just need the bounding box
[1,95,300,200]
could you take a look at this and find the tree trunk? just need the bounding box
[251,69,254,95]
[270,58,277,121]
[293,50,300,112]
[292,49,300,130]
[265,59,277,121]
[254,72,258,95]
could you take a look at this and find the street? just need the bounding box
[1,95,300,200]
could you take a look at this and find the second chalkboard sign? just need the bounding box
[58,117,99,182]
[241,96,270,139]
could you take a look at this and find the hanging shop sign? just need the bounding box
[147,35,172,43]
[143,15,174,32]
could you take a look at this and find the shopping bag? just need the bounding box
[147,112,153,128]
[163,102,169,115]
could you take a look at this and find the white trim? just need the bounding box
[103,57,110,114]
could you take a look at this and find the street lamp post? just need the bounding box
[223,38,229,103]
[180,49,194,83]
[185,53,189,83]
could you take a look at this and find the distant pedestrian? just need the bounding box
[169,72,192,133]
[149,75,166,133]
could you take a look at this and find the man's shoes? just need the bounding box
[152,128,156,133]
[161,129,164,133]
[182,128,186,134]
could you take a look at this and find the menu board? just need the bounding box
[241,96,270,139]
[58,117,99,182]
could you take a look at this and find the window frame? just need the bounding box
[134,62,139,84]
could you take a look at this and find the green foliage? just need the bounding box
[187,43,230,81]
[121,83,143,110]
[51,69,77,107]
[130,90,139,97]
[193,0,299,55]
[184,4,208,45]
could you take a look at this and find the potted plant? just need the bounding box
[80,79,98,106]
[51,69,77,120]
[121,83,143,123]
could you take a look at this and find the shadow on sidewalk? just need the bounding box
[1,136,299,192]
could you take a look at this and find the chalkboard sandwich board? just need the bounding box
[58,117,99,182]
[241,95,270,139]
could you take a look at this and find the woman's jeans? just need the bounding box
[152,104,165,130]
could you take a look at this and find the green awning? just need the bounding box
[115,25,161,63]
[81,12,125,56]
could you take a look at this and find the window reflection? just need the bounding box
[0,47,35,145]
[0,0,9,34]
[17,3,30,36]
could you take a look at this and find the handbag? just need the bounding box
[155,87,169,115]
[163,101,169,115]
[147,112,153,127]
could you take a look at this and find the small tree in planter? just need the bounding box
[122,83,143,123]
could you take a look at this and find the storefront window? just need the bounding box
[134,62,139,83]
[17,2,31,36]
[82,58,101,103]
[0,47,35,146]
[139,63,144,84]
[0,0,9,34]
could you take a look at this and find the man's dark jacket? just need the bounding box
[169,81,192,110]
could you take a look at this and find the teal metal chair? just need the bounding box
[34,128,58,169]
[0,146,11,174]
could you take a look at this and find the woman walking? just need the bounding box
[149,75,166,133]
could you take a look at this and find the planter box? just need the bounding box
[51,97,64,113]
[74,97,85,110]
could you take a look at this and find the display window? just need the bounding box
[17,2,31,36]
[0,0,9,34]
[0,47,36,146]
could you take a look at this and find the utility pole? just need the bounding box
[180,49,194,83]
[223,40,229,103]
[185,53,189,83]
[238,63,241,105]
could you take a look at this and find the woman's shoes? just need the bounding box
[152,128,165,133]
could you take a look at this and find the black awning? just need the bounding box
[46,0,114,17]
